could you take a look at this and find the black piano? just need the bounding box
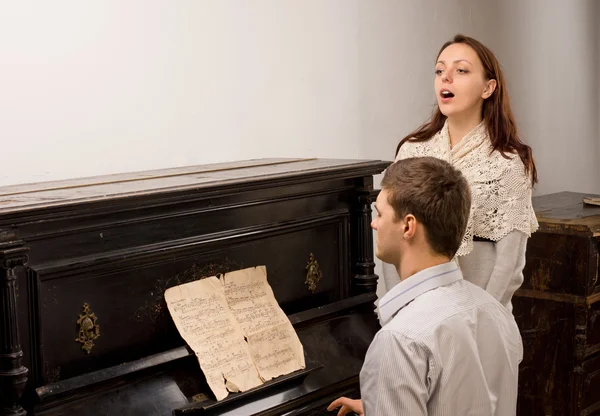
[0,158,390,415]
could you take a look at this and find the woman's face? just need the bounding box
[434,43,495,120]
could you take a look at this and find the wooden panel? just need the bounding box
[513,296,575,415]
[10,177,354,267]
[35,218,347,384]
[584,300,600,359]
[522,233,591,296]
[35,305,377,416]
[27,191,350,268]
[579,353,600,415]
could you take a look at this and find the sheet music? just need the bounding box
[165,266,305,401]
[246,323,306,381]
[222,266,305,381]
[164,276,263,401]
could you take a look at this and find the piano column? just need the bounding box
[0,231,29,416]
[352,176,380,295]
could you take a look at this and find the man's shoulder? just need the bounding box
[383,280,514,340]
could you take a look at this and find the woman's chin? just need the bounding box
[437,104,455,117]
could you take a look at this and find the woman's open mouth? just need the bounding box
[440,89,455,103]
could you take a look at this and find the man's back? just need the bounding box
[361,279,522,416]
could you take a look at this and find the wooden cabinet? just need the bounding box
[514,191,600,415]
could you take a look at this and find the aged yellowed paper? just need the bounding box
[222,266,305,381]
[164,276,262,401]
[164,266,305,401]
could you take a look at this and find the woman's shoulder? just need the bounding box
[489,148,530,179]
[395,132,445,162]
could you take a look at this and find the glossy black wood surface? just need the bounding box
[0,158,390,415]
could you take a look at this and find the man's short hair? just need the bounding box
[381,157,471,258]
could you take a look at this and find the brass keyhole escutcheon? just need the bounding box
[75,303,100,354]
[305,253,322,293]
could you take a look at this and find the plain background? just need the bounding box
[1,1,598,297]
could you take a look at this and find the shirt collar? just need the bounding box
[378,262,463,325]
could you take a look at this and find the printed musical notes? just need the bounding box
[164,276,262,400]
[164,266,305,401]
[247,323,306,381]
[223,266,305,381]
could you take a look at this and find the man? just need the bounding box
[328,157,522,415]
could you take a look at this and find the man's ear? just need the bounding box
[403,214,417,239]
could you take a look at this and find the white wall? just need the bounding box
[0,1,362,186]
[492,0,600,196]
[1,1,599,298]
[2,1,597,191]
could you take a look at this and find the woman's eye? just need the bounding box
[435,69,443,75]
[457,68,469,74]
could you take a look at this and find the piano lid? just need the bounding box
[0,158,389,215]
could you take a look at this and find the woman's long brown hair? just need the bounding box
[395,34,537,185]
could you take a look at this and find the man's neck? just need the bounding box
[447,111,483,148]
[397,254,451,281]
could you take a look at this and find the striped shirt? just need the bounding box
[361,262,523,415]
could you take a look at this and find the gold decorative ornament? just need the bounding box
[74,303,100,354]
[305,253,322,293]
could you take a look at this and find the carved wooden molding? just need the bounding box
[352,182,379,295]
[0,235,29,416]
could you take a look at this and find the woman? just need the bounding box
[382,34,538,313]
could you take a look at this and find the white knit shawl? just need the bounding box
[395,120,539,256]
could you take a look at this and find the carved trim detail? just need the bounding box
[0,238,29,416]
[574,305,588,362]
[352,182,379,295]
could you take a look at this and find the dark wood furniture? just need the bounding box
[514,191,600,416]
[0,158,390,415]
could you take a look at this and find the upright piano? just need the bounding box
[0,158,390,415]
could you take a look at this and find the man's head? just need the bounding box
[372,157,471,272]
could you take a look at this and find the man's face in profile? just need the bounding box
[372,188,404,266]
